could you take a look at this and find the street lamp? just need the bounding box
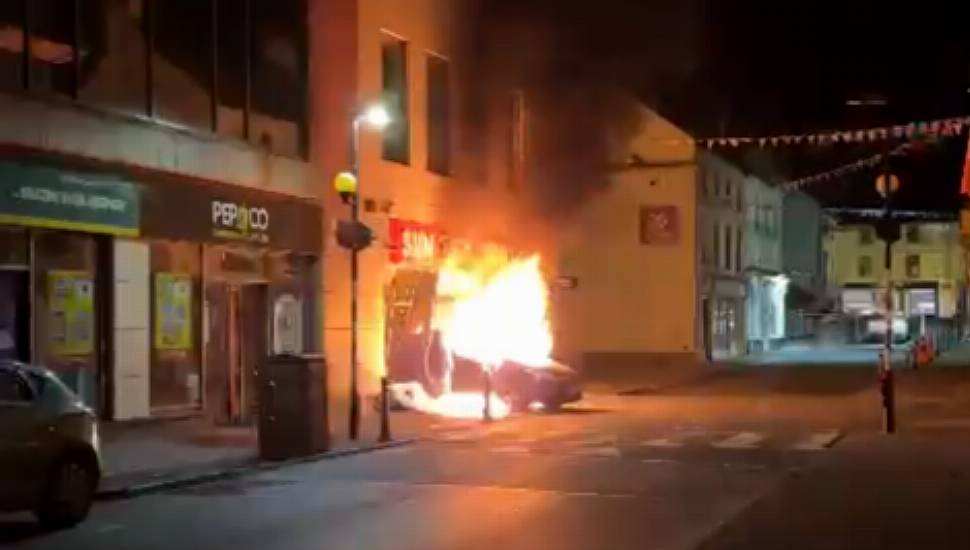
[344,103,391,441]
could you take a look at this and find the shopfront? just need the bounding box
[141,179,321,424]
[0,160,139,412]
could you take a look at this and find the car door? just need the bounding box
[0,368,40,509]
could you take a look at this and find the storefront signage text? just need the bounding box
[0,162,139,236]
[389,218,443,264]
[211,200,270,244]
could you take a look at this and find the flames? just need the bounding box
[435,250,554,369]
[390,248,555,420]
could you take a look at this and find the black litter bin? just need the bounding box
[258,354,329,461]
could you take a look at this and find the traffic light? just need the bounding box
[336,220,374,251]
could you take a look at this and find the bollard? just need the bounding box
[379,376,392,442]
[482,370,493,422]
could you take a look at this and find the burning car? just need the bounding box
[385,251,581,418]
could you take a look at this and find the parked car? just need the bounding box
[0,361,101,529]
[863,315,909,344]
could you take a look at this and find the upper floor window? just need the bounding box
[1,0,309,159]
[724,225,733,272]
[735,226,743,270]
[713,174,721,197]
[426,53,450,175]
[381,34,410,164]
[859,227,875,245]
[905,225,921,244]
[858,255,873,278]
[905,254,921,278]
[713,223,720,270]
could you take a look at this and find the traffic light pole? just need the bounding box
[349,118,361,441]
[879,167,897,434]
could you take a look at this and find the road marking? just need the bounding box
[95,524,125,534]
[366,480,636,499]
[492,445,532,454]
[712,432,766,449]
[791,430,842,451]
[640,438,683,448]
[571,446,621,458]
[641,458,679,465]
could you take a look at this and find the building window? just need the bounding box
[905,254,920,278]
[381,34,410,164]
[858,255,873,278]
[736,185,743,212]
[713,174,721,197]
[150,0,213,129]
[0,2,25,93]
[426,53,450,175]
[860,227,874,244]
[736,227,743,270]
[725,180,732,199]
[713,223,720,270]
[905,225,921,244]
[27,0,76,97]
[249,0,307,157]
[3,0,309,158]
[699,169,707,197]
[725,224,733,271]
[150,240,202,410]
[79,0,147,115]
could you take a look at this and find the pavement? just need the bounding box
[9,345,970,548]
[97,408,471,497]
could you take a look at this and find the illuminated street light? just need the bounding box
[345,102,391,441]
[359,104,392,129]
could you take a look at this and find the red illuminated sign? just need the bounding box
[388,218,444,264]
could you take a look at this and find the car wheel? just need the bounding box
[35,456,97,530]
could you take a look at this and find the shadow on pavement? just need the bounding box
[0,516,48,544]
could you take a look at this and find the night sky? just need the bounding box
[483,1,970,212]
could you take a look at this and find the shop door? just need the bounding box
[205,283,267,425]
[0,270,30,362]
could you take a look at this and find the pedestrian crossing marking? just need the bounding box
[640,438,683,448]
[711,432,766,449]
[791,430,842,451]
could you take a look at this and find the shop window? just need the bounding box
[33,231,99,409]
[250,0,307,157]
[0,1,25,92]
[150,240,202,411]
[427,53,450,175]
[27,0,76,97]
[905,254,920,278]
[78,0,147,116]
[858,255,873,278]
[382,34,410,164]
[151,0,213,129]
[215,0,245,140]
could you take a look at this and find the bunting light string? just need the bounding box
[781,143,912,193]
[696,115,970,149]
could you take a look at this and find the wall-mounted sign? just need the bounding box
[389,218,444,264]
[0,162,139,236]
[639,205,679,245]
[554,276,579,290]
[211,200,270,244]
[48,271,95,356]
[141,178,321,253]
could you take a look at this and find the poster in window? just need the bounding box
[48,271,95,356]
[155,273,193,350]
[639,205,679,245]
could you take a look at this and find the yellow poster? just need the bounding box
[155,273,192,350]
[48,271,95,356]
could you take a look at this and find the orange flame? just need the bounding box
[435,250,554,369]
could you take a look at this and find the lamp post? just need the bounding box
[876,171,900,433]
[340,104,391,441]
